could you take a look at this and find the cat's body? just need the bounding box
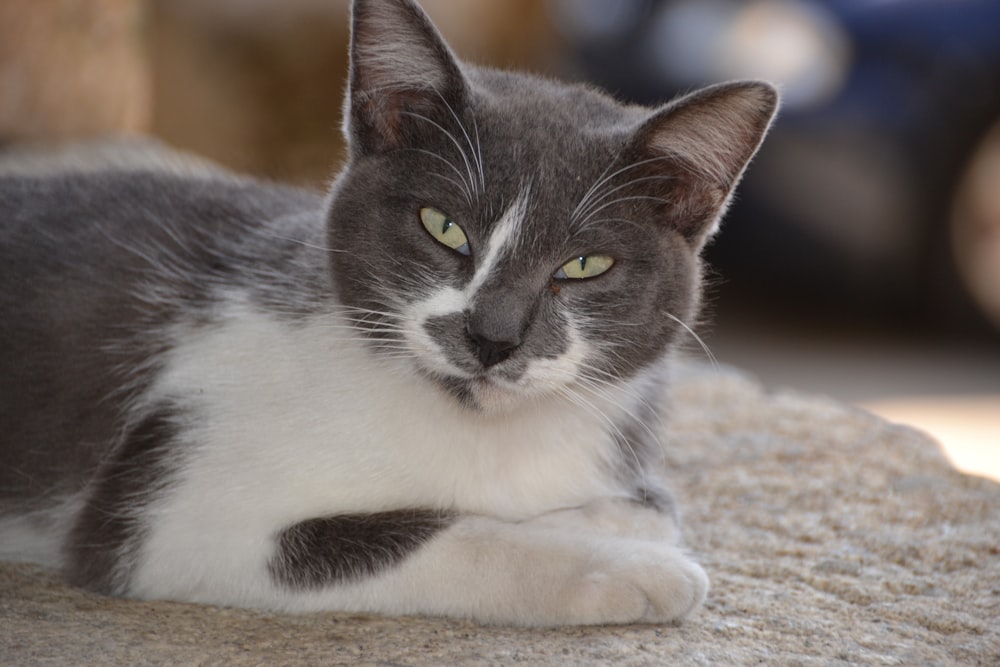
[0,0,776,625]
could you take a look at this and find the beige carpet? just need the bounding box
[2,362,998,666]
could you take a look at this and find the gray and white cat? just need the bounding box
[0,0,776,626]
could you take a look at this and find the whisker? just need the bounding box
[431,89,485,197]
[254,230,346,254]
[571,153,621,222]
[572,155,676,222]
[401,111,477,203]
[470,112,485,193]
[571,174,676,229]
[575,372,666,451]
[316,329,408,340]
[556,384,645,481]
[663,311,717,369]
[574,195,674,232]
[406,148,473,205]
[426,171,475,205]
[564,216,650,240]
[337,315,404,327]
[335,307,405,319]
[537,355,661,433]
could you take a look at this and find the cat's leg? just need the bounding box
[268,506,708,626]
[66,404,184,595]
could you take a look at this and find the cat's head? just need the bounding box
[326,0,777,414]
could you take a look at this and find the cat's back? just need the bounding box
[0,143,326,343]
[0,148,325,502]
[0,157,324,282]
[0,166,324,353]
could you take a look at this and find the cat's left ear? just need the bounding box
[635,81,779,247]
[346,0,468,156]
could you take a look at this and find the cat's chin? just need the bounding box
[430,372,535,416]
[468,377,526,415]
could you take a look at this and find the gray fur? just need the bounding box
[269,510,454,589]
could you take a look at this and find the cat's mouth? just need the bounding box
[402,315,543,412]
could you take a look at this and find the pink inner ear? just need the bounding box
[634,82,779,244]
[351,88,435,152]
[643,83,778,190]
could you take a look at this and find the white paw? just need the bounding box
[560,545,709,625]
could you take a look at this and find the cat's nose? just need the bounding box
[466,329,519,368]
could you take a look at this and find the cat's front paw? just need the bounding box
[562,545,708,625]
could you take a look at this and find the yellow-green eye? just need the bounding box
[420,207,470,256]
[554,255,615,280]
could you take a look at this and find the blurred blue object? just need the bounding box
[549,0,1000,331]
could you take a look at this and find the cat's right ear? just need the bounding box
[346,0,468,156]
[633,81,779,247]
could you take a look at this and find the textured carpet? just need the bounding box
[2,362,998,666]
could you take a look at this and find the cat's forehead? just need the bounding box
[454,68,650,224]
[467,68,643,171]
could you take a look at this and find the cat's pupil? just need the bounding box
[442,220,454,235]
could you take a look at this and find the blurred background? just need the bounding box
[2,0,998,480]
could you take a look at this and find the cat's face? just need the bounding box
[327,0,777,413]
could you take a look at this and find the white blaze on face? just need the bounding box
[463,189,529,300]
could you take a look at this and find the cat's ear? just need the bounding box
[635,81,779,246]
[346,0,467,155]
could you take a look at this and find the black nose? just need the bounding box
[467,330,519,368]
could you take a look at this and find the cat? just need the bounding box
[0,0,777,626]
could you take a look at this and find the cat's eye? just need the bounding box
[554,255,615,280]
[420,207,470,256]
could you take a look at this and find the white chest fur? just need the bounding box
[145,298,632,538]
[129,297,642,602]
